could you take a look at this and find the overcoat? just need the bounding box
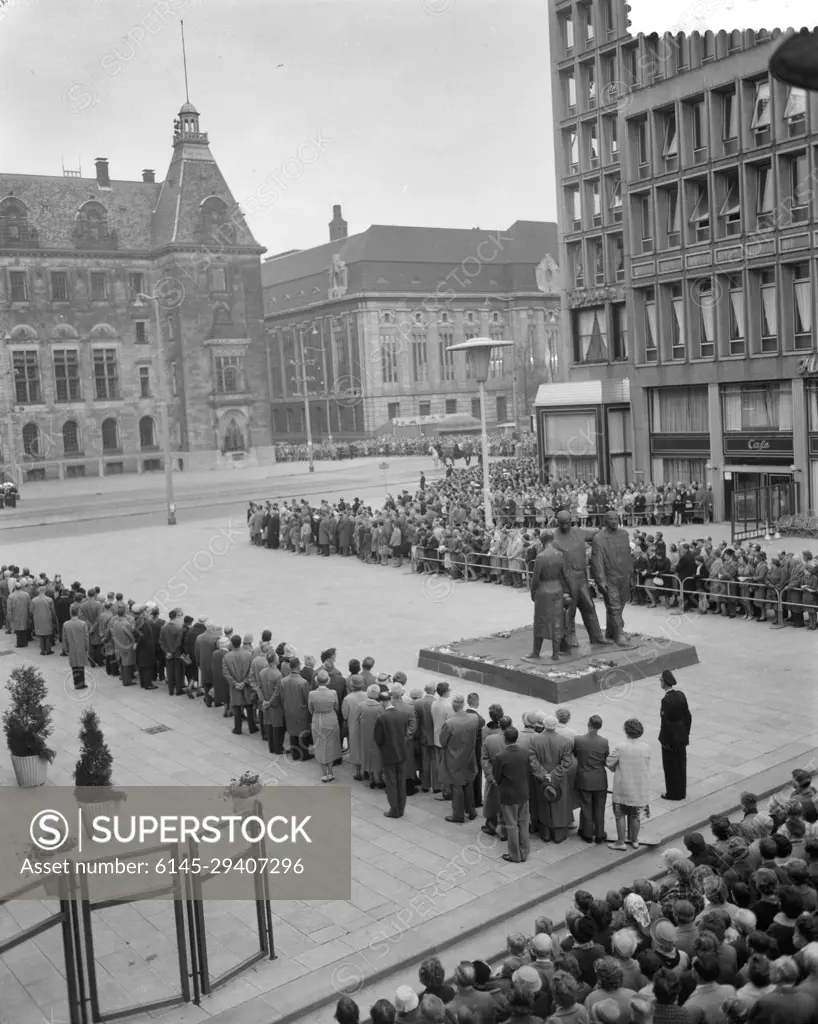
[223,647,254,707]
[134,614,155,668]
[308,686,342,763]
[111,616,136,667]
[357,697,385,774]
[341,690,368,764]
[280,672,311,736]
[529,730,575,835]
[258,665,284,728]
[31,594,57,636]
[211,648,229,705]
[195,629,220,689]
[439,711,478,786]
[62,618,89,667]
[391,698,418,780]
[7,588,31,632]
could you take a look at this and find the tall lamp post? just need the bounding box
[446,336,513,528]
[134,292,176,525]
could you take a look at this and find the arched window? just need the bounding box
[0,198,31,245]
[74,201,110,245]
[200,197,233,244]
[139,416,156,450]
[223,365,238,392]
[62,421,81,455]
[22,422,42,458]
[101,418,119,452]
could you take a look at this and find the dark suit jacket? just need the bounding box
[493,743,530,805]
[676,552,697,581]
[416,694,436,747]
[659,689,692,748]
[573,731,610,791]
[374,706,409,765]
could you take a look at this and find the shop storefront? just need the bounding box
[720,381,797,519]
[534,380,631,484]
[648,386,710,485]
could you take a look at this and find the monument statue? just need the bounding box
[527,531,571,662]
[552,510,612,651]
[590,511,634,647]
[329,254,348,295]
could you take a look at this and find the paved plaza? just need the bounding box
[0,463,814,1024]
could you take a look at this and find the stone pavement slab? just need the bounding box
[0,495,813,1024]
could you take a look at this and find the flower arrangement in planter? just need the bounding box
[223,771,263,814]
[3,666,56,787]
[73,708,125,836]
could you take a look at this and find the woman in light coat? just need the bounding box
[308,670,342,782]
[606,717,651,851]
[342,675,368,779]
[357,684,385,787]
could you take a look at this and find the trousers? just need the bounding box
[450,780,476,822]
[601,577,630,640]
[577,788,607,839]
[662,745,687,800]
[502,802,531,861]
[564,575,605,644]
[382,764,407,817]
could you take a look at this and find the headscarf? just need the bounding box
[624,893,651,932]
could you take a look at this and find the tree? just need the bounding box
[73,708,113,788]
[3,666,56,761]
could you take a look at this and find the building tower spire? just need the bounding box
[181,20,190,103]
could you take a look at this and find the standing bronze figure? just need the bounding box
[527,531,571,662]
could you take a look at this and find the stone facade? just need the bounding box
[262,215,562,438]
[0,101,270,482]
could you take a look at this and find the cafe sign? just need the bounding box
[723,434,794,457]
[797,354,818,376]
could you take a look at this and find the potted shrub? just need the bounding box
[224,771,263,814]
[3,666,56,787]
[73,707,125,836]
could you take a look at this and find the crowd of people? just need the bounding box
[272,433,533,464]
[330,765,818,1023]
[245,459,818,631]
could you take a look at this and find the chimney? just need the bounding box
[329,204,348,241]
[94,157,110,187]
[142,169,155,184]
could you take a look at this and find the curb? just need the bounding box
[262,755,817,1024]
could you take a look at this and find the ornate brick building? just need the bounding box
[0,100,271,481]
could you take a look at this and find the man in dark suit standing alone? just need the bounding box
[494,727,531,863]
[573,715,609,844]
[439,694,479,825]
[659,670,692,801]
[374,684,411,818]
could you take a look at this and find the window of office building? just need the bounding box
[759,269,778,353]
[214,353,242,393]
[542,412,598,481]
[689,181,710,242]
[471,397,481,419]
[445,399,457,414]
[590,238,604,284]
[609,177,622,222]
[721,381,793,432]
[611,233,625,283]
[662,112,678,167]
[587,122,599,169]
[669,283,685,360]
[723,91,738,152]
[567,130,579,173]
[665,186,680,246]
[22,423,42,458]
[381,337,400,384]
[639,193,653,252]
[718,173,741,236]
[9,270,27,302]
[560,12,574,53]
[569,243,584,287]
[612,303,628,361]
[751,80,771,143]
[101,418,120,452]
[650,386,709,433]
[90,272,107,301]
[128,273,144,300]
[63,421,81,455]
[726,274,746,355]
[565,72,577,115]
[793,263,812,350]
[139,416,156,449]
[139,366,151,398]
[51,271,69,302]
[784,86,807,136]
[608,407,632,488]
[496,395,507,422]
[785,152,810,223]
[488,345,505,378]
[693,279,716,359]
[756,163,774,230]
[590,180,602,226]
[567,186,582,229]
[643,288,657,362]
[572,307,608,364]
[692,100,706,159]
[387,402,400,420]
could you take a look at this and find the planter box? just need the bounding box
[11,753,48,787]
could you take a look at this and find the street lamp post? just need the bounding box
[135,293,176,525]
[446,336,514,529]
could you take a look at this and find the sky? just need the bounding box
[0,0,555,254]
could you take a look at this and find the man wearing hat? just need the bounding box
[553,509,611,649]
[528,715,575,843]
[446,962,499,1021]
[394,985,420,1022]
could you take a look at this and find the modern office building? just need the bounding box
[261,211,562,439]
[0,100,272,481]
[546,6,818,517]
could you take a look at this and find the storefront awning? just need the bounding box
[534,379,630,408]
